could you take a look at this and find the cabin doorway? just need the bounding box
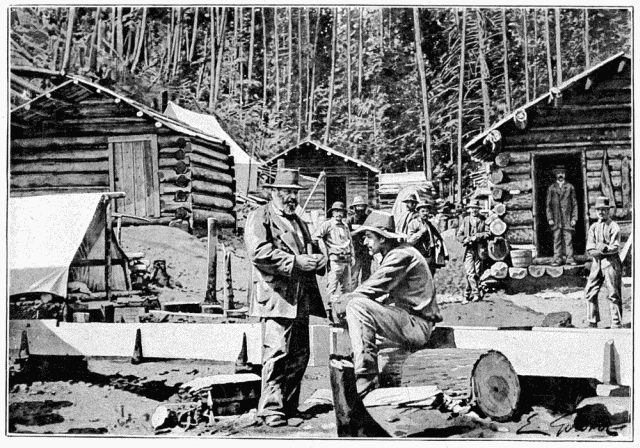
[532,152,587,258]
[325,176,347,215]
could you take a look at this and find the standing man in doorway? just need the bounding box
[546,166,579,266]
[347,196,373,287]
[244,168,327,427]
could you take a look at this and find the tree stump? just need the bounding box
[545,266,564,278]
[489,218,507,236]
[489,169,504,185]
[494,152,511,168]
[508,267,528,279]
[490,262,509,279]
[493,203,506,216]
[528,265,545,278]
[488,237,509,261]
[492,188,504,201]
[471,350,520,422]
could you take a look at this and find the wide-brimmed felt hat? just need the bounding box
[552,166,567,175]
[594,196,613,209]
[328,201,348,214]
[352,210,405,239]
[402,193,419,203]
[416,199,435,210]
[466,199,482,209]
[264,168,307,190]
[350,196,367,208]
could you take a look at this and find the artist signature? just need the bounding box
[516,412,624,437]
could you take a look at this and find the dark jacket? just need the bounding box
[546,182,578,231]
[456,215,489,257]
[244,203,326,319]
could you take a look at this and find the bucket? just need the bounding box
[511,249,533,268]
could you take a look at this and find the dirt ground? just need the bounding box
[8,225,633,439]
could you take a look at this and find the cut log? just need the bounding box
[159,156,189,169]
[490,262,509,279]
[504,193,533,211]
[492,188,504,201]
[471,350,520,422]
[503,210,533,226]
[493,203,506,216]
[528,265,545,277]
[159,169,192,184]
[489,218,507,236]
[488,169,504,185]
[505,226,534,244]
[192,193,234,211]
[494,152,511,168]
[545,266,564,278]
[503,163,530,175]
[191,166,234,185]
[488,237,509,261]
[191,180,234,197]
[151,405,177,430]
[508,267,528,279]
[192,209,236,228]
[190,153,232,172]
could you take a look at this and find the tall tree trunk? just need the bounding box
[522,8,530,103]
[230,8,238,98]
[287,7,293,104]
[189,7,199,62]
[584,8,590,68]
[273,7,281,113]
[379,8,384,49]
[248,8,255,82]
[358,8,363,98]
[209,7,216,108]
[307,9,321,138]
[88,7,101,72]
[501,8,511,114]
[347,8,352,125]
[476,9,491,130]
[62,7,76,73]
[545,8,554,89]
[324,8,338,145]
[554,8,562,85]
[533,9,538,96]
[213,7,227,109]
[456,8,467,204]
[413,8,432,181]
[262,8,268,116]
[132,7,147,72]
[297,9,304,141]
[238,7,244,106]
[171,9,182,78]
[116,7,124,58]
[196,32,209,101]
[304,8,311,131]
[111,7,116,56]
[165,8,174,79]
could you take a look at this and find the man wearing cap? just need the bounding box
[347,196,373,287]
[333,210,443,398]
[584,196,623,329]
[407,200,449,275]
[245,168,327,427]
[313,201,355,320]
[546,166,579,266]
[395,193,419,235]
[456,200,490,302]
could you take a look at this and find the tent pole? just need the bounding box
[105,198,113,302]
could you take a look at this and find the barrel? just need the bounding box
[511,249,533,268]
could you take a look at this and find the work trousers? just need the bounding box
[351,253,372,288]
[345,297,432,381]
[553,229,575,263]
[258,316,310,418]
[327,261,352,305]
[463,249,483,301]
[584,258,623,328]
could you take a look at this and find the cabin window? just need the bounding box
[108,134,160,218]
[325,176,347,215]
[532,152,587,257]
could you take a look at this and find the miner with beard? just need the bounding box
[244,168,327,427]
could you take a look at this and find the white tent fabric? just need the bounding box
[9,193,125,298]
[164,101,260,195]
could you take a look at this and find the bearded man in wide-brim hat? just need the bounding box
[244,168,327,427]
[546,165,579,266]
[584,196,623,329]
[332,210,443,399]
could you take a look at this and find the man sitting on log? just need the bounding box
[407,199,449,275]
[546,165,578,266]
[244,168,327,427]
[333,210,443,398]
[584,196,623,329]
[456,199,490,303]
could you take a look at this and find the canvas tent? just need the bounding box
[164,101,259,195]
[9,193,127,298]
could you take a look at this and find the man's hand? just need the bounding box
[332,293,354,320]
[549,219,555,226]
[571,219,577,227]
[295,255,319,271]
[596,243,608,253]
[315,254,327,270]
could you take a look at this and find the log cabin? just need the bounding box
[464,52,631,287]
[261,140,380,219]
[10,76,236,232]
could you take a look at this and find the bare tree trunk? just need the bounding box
[209,7,216,108]
[554,7,562,85]
[111,7,116,56]
[347,8,352,125]
[132,7,147,72]
[545,8,554,89]
[248,8,255,82]
[88,7,101,72]
[324,8,338,145]
[196,32,209,101]
[230,8,238,97]
[307,9,321,138]
[262,8,268,116]
[273,7,281,113]
[62,7,76,72]
[297,9,304,141]
[379,8,384,49]
[456,8,467,204]
[116,7,124,58]
[358,8,363,98]
[238,8,244,107]
[304,8,311,130]
[584,8,590,68]
[213,7,227,109]
[165,8,174,79]
[413,8,432,181]
[287,7,293,104]
[189,7,199,62]
[501,8,511,114]
[533,9,538,96]
[522,8,530,103]
[476,9,491,130]
[171,9,182,78]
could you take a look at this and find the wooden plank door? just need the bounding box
[108,135,160,217]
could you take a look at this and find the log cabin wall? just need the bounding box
[469,55,631,257]
[11,84,236,232]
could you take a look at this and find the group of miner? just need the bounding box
[244,167,624,428]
